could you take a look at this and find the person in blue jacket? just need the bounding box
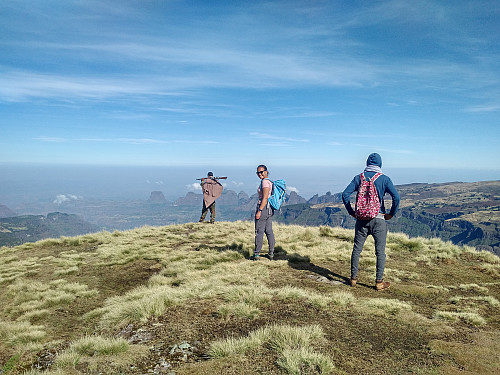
[342,153,400,291]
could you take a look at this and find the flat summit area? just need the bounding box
[1,221,499,374]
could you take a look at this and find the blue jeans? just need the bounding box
[351,218,388,281]
[254,206,275,255]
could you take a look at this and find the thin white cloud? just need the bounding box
[288,186,299,193]
[34,136,67,143]
[35,137,218,145]
[53,194,81,205]
[186,182,202,191]
[250,132,309,143]
[464,104,500,113]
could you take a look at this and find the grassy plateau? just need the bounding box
[1,221,499,374]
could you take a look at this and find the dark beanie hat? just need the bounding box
[366,153,382,167]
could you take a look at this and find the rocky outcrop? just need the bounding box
[285,191,307,205]
[148,191,167,203]
[173,192,203,206]
[308,191,341,205]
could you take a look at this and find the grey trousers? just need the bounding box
[254,206,275,255]
[351,218,388,281]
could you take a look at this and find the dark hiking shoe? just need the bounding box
[350,278,357,287]
[375,280,391,291]
[264,253,274,260]
[250,254,260,261]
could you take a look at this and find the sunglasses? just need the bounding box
[256,170,266,175]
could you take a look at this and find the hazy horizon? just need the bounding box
[1,163,498,210]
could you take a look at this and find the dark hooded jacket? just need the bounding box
[342,153,400,217]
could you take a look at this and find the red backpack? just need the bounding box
[355,172,382,220]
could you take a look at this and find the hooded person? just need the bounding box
[199,172,223,224]
[342,153,400,291]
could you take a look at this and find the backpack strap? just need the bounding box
[361,172,382,182]
[371,172,383,182]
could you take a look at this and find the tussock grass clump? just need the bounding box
[20,370,67,375]
[461,246,500,264]
[218,302,261,320]
[426,284,450,292]
[64,335,129,356]
[319,225,354,242]
[384,267,420,282]
[0,319,46,347]
[210,324,334,374]
[53,335,147,373]
[277,347,336,375]
[388,232,425,252]
[5,279,97,321]
[51,250,88,275]
[449,295,499,307]
[0,257,40,284]
[433,311,486,326]
[276,286,354,308]
[222,285,273,305]
[356,298,412,316]
[210,324,323,355]
[457,283,489,293]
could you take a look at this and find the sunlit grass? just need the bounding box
[433,310,486,326]
[355,298,413,316]
[209,324,325,357]
[218,302,261,320]
[5,279,97,321]
[449,295,499,307]
[278,347,336,375]
[0,220,499,375]
[0,319,46,347]
[209,324,335,373]
[53,335,147,373]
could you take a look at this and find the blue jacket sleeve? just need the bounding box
[342,177,358,216]
[385,178,400,216]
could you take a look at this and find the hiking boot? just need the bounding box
[264,253,274,260]
[350,278,357,287]
[250,254,260,261]
[375,280,390,291]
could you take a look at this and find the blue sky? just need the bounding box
[1,0,499,175]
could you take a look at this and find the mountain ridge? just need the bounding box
[2,180,499,254]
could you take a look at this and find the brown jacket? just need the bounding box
[202,178,223,207]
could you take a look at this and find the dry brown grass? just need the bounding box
[0,221,499,374]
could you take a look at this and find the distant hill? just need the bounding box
[1,222,498,374]
[0,203,16,218]
[0,212,99,247]
[147,191,167,203]
[7,181,499,254]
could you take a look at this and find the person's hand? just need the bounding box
[255,211,262,220]
[384,214,393,220]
